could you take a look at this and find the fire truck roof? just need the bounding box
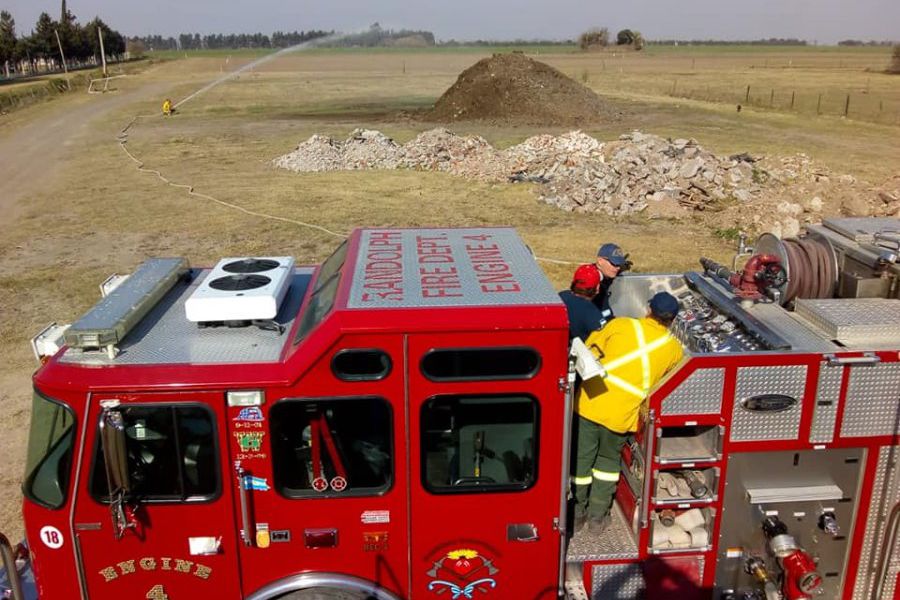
[48,227,565,373]
[343,227,559,309]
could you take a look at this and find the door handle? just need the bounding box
[507,523,538,542]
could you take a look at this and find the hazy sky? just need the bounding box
[2,0,897,44]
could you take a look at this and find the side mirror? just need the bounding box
[570,338,607,381]
[99,407,136,539]
[100,408,130,495]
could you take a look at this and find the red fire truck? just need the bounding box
[2,219,900,600]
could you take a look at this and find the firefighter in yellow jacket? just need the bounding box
[572,291,684,533]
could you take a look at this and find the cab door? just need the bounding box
[233,337,410,599]
[72,391,242,600]
[408,331,567,600]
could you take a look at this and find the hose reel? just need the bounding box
[754,233,838,305]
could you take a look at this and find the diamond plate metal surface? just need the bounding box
[661,368,725,416]
[810,363,843,444]
[747,303,839,352]
[841,363,900,438]
[567,504,639,561]
[61,270,313,365]
[823,217,900,243]
[590,563,644,598]
[794,298,900,346]
[852,446,900,600]
[590,556,704,598]
[347,228,560,309]
[731,366,807,442]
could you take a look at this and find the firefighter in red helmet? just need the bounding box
[559,264,609,342]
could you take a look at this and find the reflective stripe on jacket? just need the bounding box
[576,316,684,433]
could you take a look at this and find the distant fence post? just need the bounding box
[770,89,774,107]
[844,94,850,117]
[745,85,750,103]
[790,91,795,109]
[817,93,822,115]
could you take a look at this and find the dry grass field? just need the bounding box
[0,45,898,540]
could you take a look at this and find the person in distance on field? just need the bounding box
[572,292,684,534]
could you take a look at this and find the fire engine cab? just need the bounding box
[3,218,900,600]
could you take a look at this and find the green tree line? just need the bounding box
[131,30,333,51]
[0,8,125,77]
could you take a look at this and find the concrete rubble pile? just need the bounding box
[274,128,888,231]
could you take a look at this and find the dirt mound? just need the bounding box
[429,53,610,126]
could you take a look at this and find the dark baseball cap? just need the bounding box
[649,292,680,320]
[597,243,627,267]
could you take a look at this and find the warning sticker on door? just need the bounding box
[361,510,390,525]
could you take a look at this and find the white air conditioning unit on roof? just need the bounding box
[185,257,295,323]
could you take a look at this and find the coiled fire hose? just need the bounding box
[781,237,835,304]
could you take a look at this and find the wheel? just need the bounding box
[277,589,379,600]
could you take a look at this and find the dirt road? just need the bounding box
[0,73,172,541]
[0,77,168,222]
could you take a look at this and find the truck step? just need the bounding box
[564,577,590,600]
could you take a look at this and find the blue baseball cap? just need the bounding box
[597,243,627,267]
[649,292,680,321]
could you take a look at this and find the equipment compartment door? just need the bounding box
[408,332,566,600]
[72,391,242,600]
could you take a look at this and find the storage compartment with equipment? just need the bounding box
[655,425,722,464]
[649,507,714,553]
[652,467,718,505]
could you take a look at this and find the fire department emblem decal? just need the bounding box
[427,548,498,598]
[235,431,264,452]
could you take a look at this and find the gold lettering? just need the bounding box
[100,557,213,581]
[193,564,213,580]
[139,557,157,571]
[117,560,136,575]
[174,559,193,574]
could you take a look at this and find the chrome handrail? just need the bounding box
[0,532,24,600]
[874,500,900,600]
[235,462,253,547]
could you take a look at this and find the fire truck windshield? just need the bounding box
[23,392,75,509]
[294,238,348,343]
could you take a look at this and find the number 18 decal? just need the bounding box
[146,584,169,600]
[39,525,64,549]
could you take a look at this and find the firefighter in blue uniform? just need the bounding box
[592,243,630,324]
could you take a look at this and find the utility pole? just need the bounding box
[54,28,70,90]
[98,26,107,77]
